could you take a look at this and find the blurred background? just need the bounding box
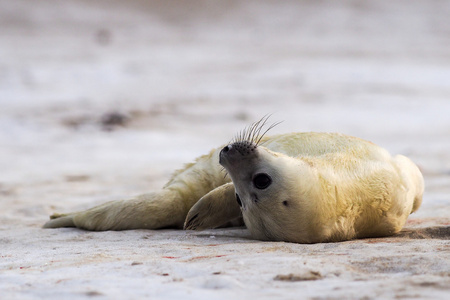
[0,0,449,219]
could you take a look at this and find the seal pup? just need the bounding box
[44,117,424,243]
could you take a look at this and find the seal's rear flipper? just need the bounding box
[43,213,75,228]
[42,192,189,231]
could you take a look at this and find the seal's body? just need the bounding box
[217,133,423,243]
[44,130,423,243]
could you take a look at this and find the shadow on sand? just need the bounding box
[396,226,450,240]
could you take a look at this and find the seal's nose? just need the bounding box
[220,141,257,166]
[221,144,232,153]
[219,145,232,164]
[221,141,256,158]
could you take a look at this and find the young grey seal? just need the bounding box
[44,117,424,243]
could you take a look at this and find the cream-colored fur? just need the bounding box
[44,132,424,244]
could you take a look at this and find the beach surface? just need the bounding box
[1,0,449,299]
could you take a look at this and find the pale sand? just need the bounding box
[1,1,449,299]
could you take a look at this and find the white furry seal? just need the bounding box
[44,118,424,243]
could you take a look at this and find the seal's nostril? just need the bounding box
[222,145,231,153]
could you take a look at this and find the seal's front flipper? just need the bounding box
[184,182,242,230]
[44,213,75,228]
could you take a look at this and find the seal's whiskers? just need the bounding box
[232,115,282,146]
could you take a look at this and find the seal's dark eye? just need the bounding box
[253,173,272,189]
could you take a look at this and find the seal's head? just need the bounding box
[220,119,320,243]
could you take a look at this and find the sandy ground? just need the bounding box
[1,0,449,299]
